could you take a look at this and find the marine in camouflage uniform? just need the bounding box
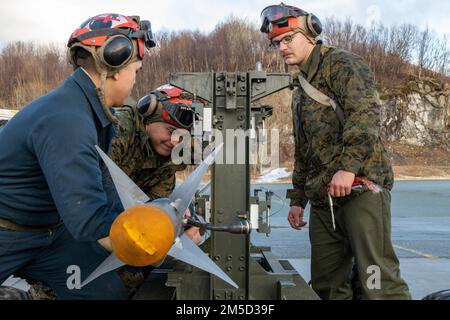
[287,44,394,209]
[110,102,186,200]
[260,3,411,299]
[288,43,411,300]
[107,98,190,298]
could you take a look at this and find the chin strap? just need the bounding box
[88,44,120,125]
[295,27,316,45]
[93,48,141,126]
[69,41,142,125]
[69,43,120,124]
[96,70,119,124]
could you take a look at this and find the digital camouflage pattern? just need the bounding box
[287,43,394,208]
[108,103,188,298]
[0,286,31,300]
[110,104,187,200]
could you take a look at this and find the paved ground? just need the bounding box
[287,258,450,300]
[2,180,449,300]
[251,181,450,300]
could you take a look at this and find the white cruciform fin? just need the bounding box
[80,253,125,288]
[168,233,238,288]
[169,143,223,216]
[95,145,150,209]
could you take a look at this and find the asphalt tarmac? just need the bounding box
[251,180,450,299]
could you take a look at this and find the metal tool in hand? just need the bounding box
[327,177,382,232]
[327,192,336,231]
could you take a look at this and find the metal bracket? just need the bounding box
[213,289,246,300]
[225,73,237,110]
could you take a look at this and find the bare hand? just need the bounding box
[184,227,203,245]
[328,170,355,197]
[98,236,113,252]
[288,206,307,230]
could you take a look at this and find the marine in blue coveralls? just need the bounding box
[0,13,156,299]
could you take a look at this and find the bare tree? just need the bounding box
[1,16,448,112]
[417,27,433,78]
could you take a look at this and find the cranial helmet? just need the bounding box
[260,3,322,43]
[67,13,156,123]
[137,85,195,130]
[68,13,155,72]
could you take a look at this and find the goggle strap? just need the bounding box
[69,28,149,47]
[151,90,170,103]
[138,94,159,118]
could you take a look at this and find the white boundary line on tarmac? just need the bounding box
[393,244,440,259]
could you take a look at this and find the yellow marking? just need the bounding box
[393,244,439,259]
[123,219,156,255]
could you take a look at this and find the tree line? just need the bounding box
[0,16,448,110]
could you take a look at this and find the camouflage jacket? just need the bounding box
[287,43,393,208]
[110,105,186,200]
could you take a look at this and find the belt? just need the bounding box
[0,217,63,233]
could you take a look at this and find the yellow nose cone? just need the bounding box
[110,205,175,267]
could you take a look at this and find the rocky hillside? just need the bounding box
[381,76,450,148]
[257,76,450,180]
[381,76,450,178]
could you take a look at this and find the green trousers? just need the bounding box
[309,190,411,300]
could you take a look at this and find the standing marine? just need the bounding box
[260,3,411,299]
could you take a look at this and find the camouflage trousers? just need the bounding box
[309,190,412,300]
[0,286,31,300]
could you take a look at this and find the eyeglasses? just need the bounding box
[269,30,302,49]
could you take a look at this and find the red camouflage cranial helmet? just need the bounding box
[68,13,156,70]
[260,3,322,41]
[67,13,157,124]
[137,85,195,130]
[156,85,193,105]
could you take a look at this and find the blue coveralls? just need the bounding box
[0,68,127,299]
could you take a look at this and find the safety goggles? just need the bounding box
[260,4,306,33]
[137,94,195,130]
[128,20,156,59]
[162,103,194,130]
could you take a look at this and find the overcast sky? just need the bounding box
[0,0,448,47]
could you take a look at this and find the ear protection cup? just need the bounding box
[137,93,159,119]
[305,13,322,38]
[99,35,134,69]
